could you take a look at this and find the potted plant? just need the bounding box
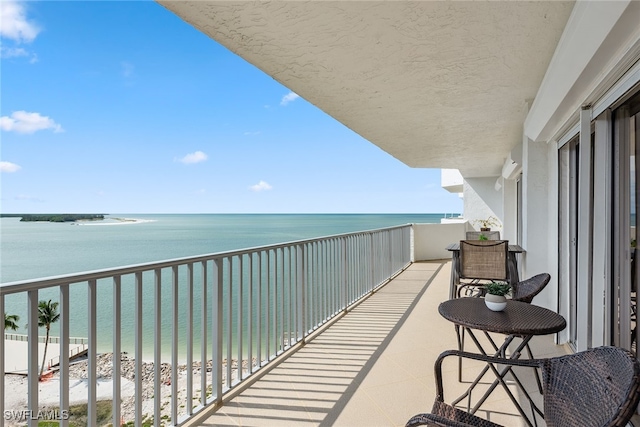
[484,281,511,311]
[473,216,500,232]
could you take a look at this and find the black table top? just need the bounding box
[446,242,525,253]
[439,298,566,336]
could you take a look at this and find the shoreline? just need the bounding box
[77,217,157,226]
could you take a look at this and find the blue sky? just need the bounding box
[0,1,463,214]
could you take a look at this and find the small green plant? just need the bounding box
[485,281,511,296]
[478,233,488,241]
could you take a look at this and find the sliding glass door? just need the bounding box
[558,137,579,349]
[612,92,640,351]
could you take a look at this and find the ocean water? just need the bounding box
[1,213,447,358]
[1,214,449,283]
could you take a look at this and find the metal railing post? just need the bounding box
[213,258,223,403]
[257,252,262,367]
[298,244,306,340]
[134,272,143,426]
[237,255,243,382]
[111,278,120,427]
[88,279,97,426]
[247,254,253,374]
[186,263,194,413]
[153,269,161,424]
[201,261,207,405]
[171,266,179,423]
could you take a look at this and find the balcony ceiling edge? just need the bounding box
[157,1,574,177]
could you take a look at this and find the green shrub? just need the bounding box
[485,281,511,296]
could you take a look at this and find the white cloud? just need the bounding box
[280,92,299,106]
[0,161,21,173]
[0,46,37,63]
[1,46,27,58]
[249,181,273,192]
[0,1,41,43]
[0,111,64,134]
[177,151,208,164]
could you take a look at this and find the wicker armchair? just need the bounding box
[406,346,640,427]
[510,273,552,392]
[511,273,551,304]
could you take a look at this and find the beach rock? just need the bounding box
[47,353,258,425]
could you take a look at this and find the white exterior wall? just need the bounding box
[521,137,554,310]
[412,223,467,261]
[463,178,504,233]
[441,169,464,194]
[501,178,518,244]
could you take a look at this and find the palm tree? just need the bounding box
[38,299,60,377]
[4,313,20,331]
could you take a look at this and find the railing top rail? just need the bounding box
[3,333,89,342]
[0,223,412,295]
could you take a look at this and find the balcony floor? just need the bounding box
[192,260,569,427]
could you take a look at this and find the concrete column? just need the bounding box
[501,178,518,243]
[522,135,553,310]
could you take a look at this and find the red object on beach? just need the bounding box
[38,371,54,382]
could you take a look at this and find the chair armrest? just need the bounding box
[406,412,477,427]
[434,350,542,401]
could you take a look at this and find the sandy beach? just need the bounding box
[3,351,247,426]
[77,217,157,226]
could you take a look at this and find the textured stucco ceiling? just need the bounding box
[157,1,575,177]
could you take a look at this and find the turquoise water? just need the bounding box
[1,214,448,282]
[1,213,447,358]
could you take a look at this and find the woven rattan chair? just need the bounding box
[455,240,509,381]
[406,346,640,427]
[465,231,501,241]
[511,273,551,304]
[511,273,552,393]
[457,240,509,298]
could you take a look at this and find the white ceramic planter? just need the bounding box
[485,293,507,311]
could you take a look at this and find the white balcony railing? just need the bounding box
[0,224,411,426]
[3,333,88,345]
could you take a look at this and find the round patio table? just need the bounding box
[439,298,566,336]
[438,298,566,427]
